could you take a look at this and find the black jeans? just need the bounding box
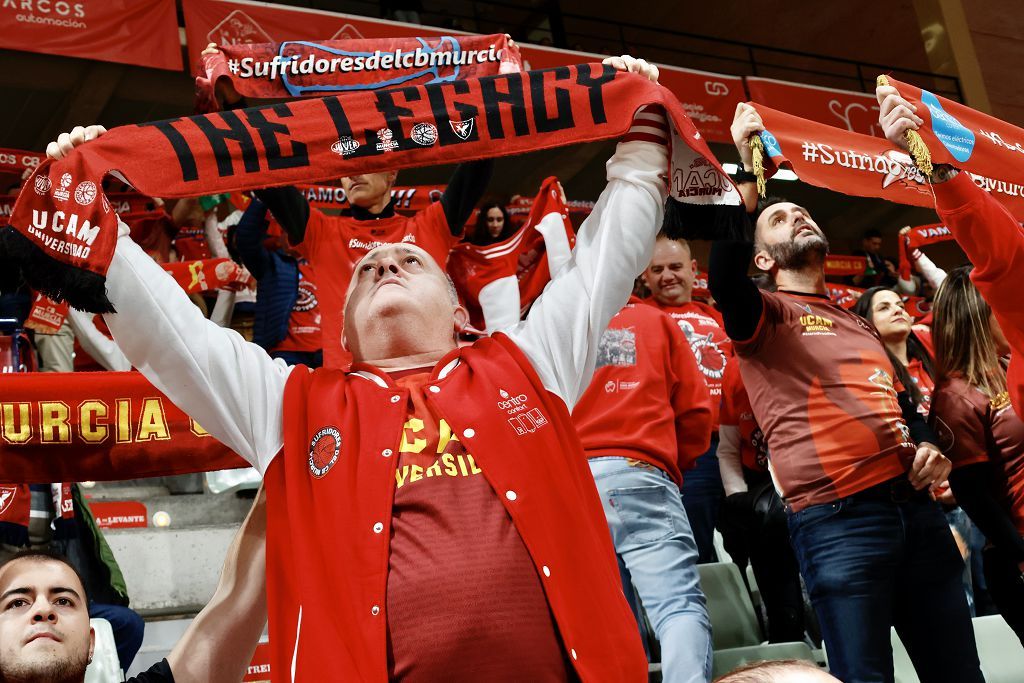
[983,544,1024,646]
[787,490,984,683]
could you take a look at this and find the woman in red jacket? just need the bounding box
[930,266,1024,644]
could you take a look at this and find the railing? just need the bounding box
[273,0,963,100]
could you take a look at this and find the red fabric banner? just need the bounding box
[448,176,574,331]
[9,63,738,291]
[752,103,1024,219]
[162,258,252,293]
[824,254,868,276]
[0,371,247,484]
[0,0,181,71]
[24,293,69,335]
[297,184,443,213]
[89,500,147,529]
[906,223,954,250]
[181,0,743,143]
[200,34,521,102]
[746,77,883,137]
[0,148,44,175]
[885,77,1024,201]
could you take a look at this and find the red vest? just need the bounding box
[266,334,646,681]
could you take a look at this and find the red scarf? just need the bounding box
[3,63,742,314]
[0,371,247,484]
[825,281,929,318]
[0,483,74,547]
[198,34,521,105]
[897,223,955,279]
[448,176,574,330]
[752,102,1024,219]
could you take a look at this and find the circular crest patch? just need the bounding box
[74,181,97,206]
[308,426,341,478]
[33,175,51,195]
[411,122,438,146]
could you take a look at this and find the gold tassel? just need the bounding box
[877,75,932,176]
[749,135,767,198]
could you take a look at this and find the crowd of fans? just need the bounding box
[0,46,1022,683]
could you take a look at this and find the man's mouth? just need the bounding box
[25,632,61,645]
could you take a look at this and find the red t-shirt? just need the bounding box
[646,299,733,429]
[931,376,1024,535]
[386,369,570,682]
[719,360,768,473]
[272,259,322,354]
[573,299,713,486]
[906,357,935,416]
[300,203,458,368]
[735,291,916,511]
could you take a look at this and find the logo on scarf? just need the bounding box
[921,90,975,163]
[411,122,438,146]
[33,175,51,196]
[52,173,72,202]
[0,486,16,516]
[376,128,400,152]
[309,426,341,478]
[331,136,360,156]
[74,181,97,206]
[450,119,475,140]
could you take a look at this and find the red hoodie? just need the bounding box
[935,172,1024,413]
[573,298,713,486]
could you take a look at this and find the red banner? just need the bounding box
[824,254,868,276]
[753,103,1024,219]
[825,281,929,318]
[746,77,882,137]
[0,0,181,70]
[201,34,521,102]
[24,293,69,335]
[181,0,743,143]
[0,371,247,484]
[886,76,1024,204]
[243,642,272,682]
[0,148,44,175]
[297,184,443,213]
[906,223,954,250]
[89,500,147,529]
[162,258,252,293]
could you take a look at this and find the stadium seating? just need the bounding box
[973,615,1024,683]
[697,562,762,649]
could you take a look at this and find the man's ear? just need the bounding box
[453,305,470,334]
[690,259,698,274]
[88,626,95,664]
[752,248,775,273]
[386,170,399,188]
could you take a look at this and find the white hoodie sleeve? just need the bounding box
[103,220,289,474]
[66,307,131,372]
[506,140,667,409]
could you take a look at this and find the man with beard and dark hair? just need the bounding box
[704,103,984,683]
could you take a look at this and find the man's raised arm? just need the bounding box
[48,127,289,474]
[508,56,666,408]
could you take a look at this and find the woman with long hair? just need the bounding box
[851,286,937,413]
[470,201,513,245]
[930,265,1024,644]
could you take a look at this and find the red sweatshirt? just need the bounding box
[935,172,1024,412]
[573,298,713,486]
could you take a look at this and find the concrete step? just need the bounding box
[82,484,170,501]
[105,523,239,615]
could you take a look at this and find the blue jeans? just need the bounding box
[590,457,712,683]
[788,495,984,683]
[681,438,723,564]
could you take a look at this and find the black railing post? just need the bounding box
[547,0,568,48]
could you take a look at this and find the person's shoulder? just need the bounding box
[933,376,987,411]
[126,658,174,683]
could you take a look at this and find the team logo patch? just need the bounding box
[0,486,16,516]
[74,181,97,206]
[411,122,438,146]
[33,175,51,196]
[331,136,360,156]
[450,119,475,140]
[52,173,72,202]
[308,426,341,478]
[376,128,400,152]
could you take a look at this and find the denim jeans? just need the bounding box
[681,438,723,564]
[788,495,984,683]
[590,457,712,683]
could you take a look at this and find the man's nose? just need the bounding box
[31,601,57,623]
[376,261,400,278]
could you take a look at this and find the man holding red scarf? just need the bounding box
[706,103,984,683]
[46,55,665,682]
